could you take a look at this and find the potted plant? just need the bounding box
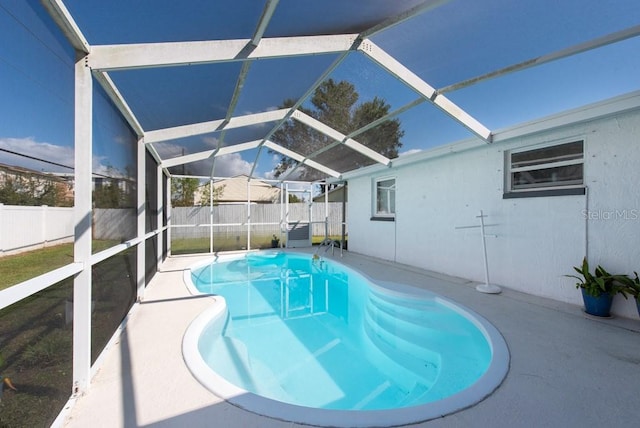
[271,234,280,248]
[619,272,640,317]
[566,258,626,317]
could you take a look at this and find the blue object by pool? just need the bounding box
[183,252,509,427]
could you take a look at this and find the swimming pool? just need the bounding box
[183,251,509,427]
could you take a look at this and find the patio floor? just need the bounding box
[61,249,640,427]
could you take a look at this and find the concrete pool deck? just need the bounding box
[61,249,640,427]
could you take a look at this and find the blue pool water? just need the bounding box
[187,252,499,413]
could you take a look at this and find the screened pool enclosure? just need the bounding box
[1,0,640,426]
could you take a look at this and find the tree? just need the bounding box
[288,193,302,203]
[270,79,403,181]
[92,165,136,209]
[93,182,123,208]
[198,182,226,206]
[171,177,200,207]
[0,174,71,207]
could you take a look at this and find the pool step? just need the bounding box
[357,321,435,392]
[365,304,472,352]
[364,290,484,374]
[363,314,488,403]
[365,292,472,351]
[363,309,441,385]
[367,290,472,337]
[365,291,493,401]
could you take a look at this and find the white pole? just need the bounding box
[246,178,251,250]
[324,183,329,241]
[42,205,48,247]
[167,176,172,256]
[279,182,284,247]
[285,182,289,247]
[308,182,313,246]
[476,210,501,294]
[156,164,163,269]
[73,53,93,394]
[136,136,145,301]
[0,203,4,256]
[209,178,213,253]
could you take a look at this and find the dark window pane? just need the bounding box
[512,164,583,189]
[376,179,395,214]
[511,141,583,169]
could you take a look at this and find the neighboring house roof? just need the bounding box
[0,163,68,182]
[313,185,347,203]
[209,174,281,203]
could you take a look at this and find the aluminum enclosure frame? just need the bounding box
[27,0,640,402]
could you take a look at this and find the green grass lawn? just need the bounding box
[171,235,347,255]
[0,241,119,291]
[0,235,349,289]
[0,245,74,290]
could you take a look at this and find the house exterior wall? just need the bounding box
[348,100,640,318]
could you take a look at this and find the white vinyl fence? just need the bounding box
[0,206,141,256]
[171,202,346,239]
[0,202,345,256]
[92,208,137,241]
[0,204,74,256]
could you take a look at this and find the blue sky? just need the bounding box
[2,0,640,180]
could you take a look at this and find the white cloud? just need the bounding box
[264,164,301,181]
[213,153,252,177]
[0,137,74,172]
[202,136,219,148]
[151,142,186,159]
[242,105,280,116]
[261,153,290,180]
[115,135,129,145]
[92,156,131,178]
[0,136,127,177]
[156,138,253,176]
[263,169,277,180]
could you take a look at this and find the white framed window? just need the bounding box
[505,140,585,198]
[373,177,395,219]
